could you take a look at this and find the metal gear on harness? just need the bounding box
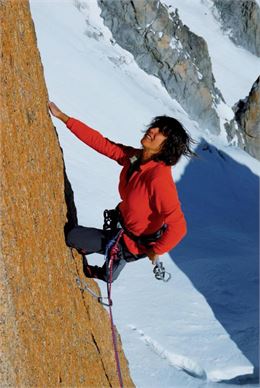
[153,260,171,282]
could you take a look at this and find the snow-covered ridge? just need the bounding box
[163,0,260,106]
[96,0,260,159]
[98,0,226,138]
[127,324,254,383]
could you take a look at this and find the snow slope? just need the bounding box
[30,0,259,386]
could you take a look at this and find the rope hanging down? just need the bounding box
[74,227,171,388]
[74,231,124,388]
[105,229,124,388]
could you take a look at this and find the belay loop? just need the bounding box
[153,260,171,282]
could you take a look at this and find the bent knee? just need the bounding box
[66,226,82,248]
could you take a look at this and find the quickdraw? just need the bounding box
[153,260,172,282]
[75,277,112,307]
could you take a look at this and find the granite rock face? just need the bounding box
[98,0,224,135]
[231,77,260,160]
[212,0,260,57]
[0,1,133,386]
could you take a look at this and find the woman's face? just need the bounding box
[141,127,167,154]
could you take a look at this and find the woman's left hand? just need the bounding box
[48,101,69,123]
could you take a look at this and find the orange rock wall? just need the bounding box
[0,1,133,386]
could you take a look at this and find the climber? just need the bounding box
[48,101,195,282]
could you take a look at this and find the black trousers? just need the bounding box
[66,226,146,282]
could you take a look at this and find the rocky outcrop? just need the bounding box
[212,0,260,57]
[229,77,260,160]
[0,1,133,386]
[98,0,224,135]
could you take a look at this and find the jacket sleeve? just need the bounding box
[150,173,187,255]
[66,117,136,165]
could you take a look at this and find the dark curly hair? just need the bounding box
[145,115,197,165]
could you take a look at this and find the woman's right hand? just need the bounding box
[48,101,69,123]
[146,248,159,265]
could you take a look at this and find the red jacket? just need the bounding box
[66,118,187,255]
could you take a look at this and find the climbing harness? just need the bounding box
[103,207,171,284]
[116,205,167,248]
[153,259,172,282]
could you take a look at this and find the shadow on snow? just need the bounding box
[171,141,259,384]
